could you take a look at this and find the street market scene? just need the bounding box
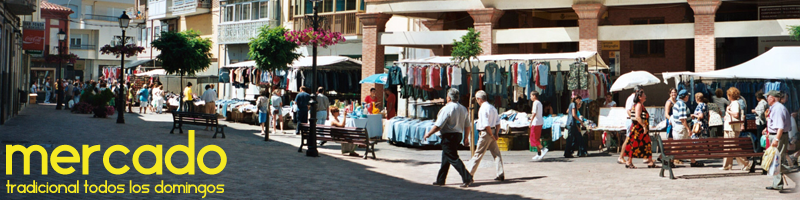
[2,0,800,199]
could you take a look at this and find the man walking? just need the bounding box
[424,88,473,188]
[466,90,505,181]
[315,87,330,125]
[294,86,311,135]
[764,91,798,192]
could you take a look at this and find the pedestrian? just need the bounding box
[664,88,678,140]
[603,93,616,107]
[183,82,194,112]
[138,85,149,114]
[712,88,730,117]
[127,83,135,113]
[691,93,709,139]
[201,84,218,115]
[152,85,164,114]
[722,87,749,170]
[294,86,311,135]
[752,90,768,152]
[44,78,52,103]
[271,89,284,134]
[671,89,703,167]
[618,88,639,164]
[763,90,798,191]
[423,88,473,188]
[55,78,64,110]
[364,88,379,114]
[72,81,81,104]
[148,83,156,113]
[530,91,548,161]
[624,89,656,168]
[256,90,270,135]
[385,89,397,119]
[465,90,505,181]
[315,87,330,125]
[564,95,588,158]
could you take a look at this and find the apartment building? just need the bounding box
[1,0,38,124]
[357,0,800,98]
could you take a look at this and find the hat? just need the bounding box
[765,90,783,98]
[677,89,688,98]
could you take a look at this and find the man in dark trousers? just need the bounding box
[424,88,473,188]
[294,86,311,135]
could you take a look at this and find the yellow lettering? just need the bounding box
[103,145,130,175]
[50,145,80,175]
[81,145,100,175]
[133,145,163,175]
[6,145,48,175]
[165,131,195,175]
[197,145,227,175]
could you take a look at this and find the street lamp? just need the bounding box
[305,0,323,157]
[116,11,131,124]
[55,29,67,110]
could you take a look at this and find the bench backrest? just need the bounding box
[173,112,218,125]
[659,136,756,155]
[299,123,370,144]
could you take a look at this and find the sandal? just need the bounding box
[647,163,658,168]
[625,163,637,169]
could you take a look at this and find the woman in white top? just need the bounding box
[326,106,358,156]
[529,91,547,161]
[603,93,616,107]
[270,89,284,134]
[722,87,749,170]
[255,90,271,136]
[151,85,164,114]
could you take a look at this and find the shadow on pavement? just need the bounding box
[471,176,546,187]
[678,172,765,179]
[2,104,535,199]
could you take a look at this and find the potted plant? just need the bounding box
[81,86,115,118]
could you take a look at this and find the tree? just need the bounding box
[451,27,483,156]
[248,26,301,141]
[790,26,800,41]
[151,29,213,112]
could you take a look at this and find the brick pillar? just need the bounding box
[689,0,721,72]
[357,13,392,101]
[422,19,446,56]
[468,8,504,55]
[573,3,606,52]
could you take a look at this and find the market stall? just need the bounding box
[385,51,611,149]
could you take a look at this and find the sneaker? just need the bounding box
[541,148,549,157]
[532,155,542,161]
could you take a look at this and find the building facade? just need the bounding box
[358,0,800,99]
[28,1,71,87]
[1,0,38,125]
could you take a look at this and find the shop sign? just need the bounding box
[601,41,620,51]
[759,6,800,20]
[22,21,45,51]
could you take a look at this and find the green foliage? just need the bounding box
[151,30,213,76]
[451,28,483,65]
[789,26,800,41]
[80,86,115,107]
[248,26,302,72]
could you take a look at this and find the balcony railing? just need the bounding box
[293,12,360,35]
[70,45,96,50]
[170,0,211,13]
[84,14,120,22]
[218,20,278,44]
[5,0,37,15]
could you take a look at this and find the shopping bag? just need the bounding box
[768,151,780,176]
[762,146,776,170]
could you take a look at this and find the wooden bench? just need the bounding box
[297,123,382,159]
[170,112,226,138]
[656,135,764,179]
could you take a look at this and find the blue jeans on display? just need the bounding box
[316,111,327,125]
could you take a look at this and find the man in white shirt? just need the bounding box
[201,84,218,115]
[424,88,473,187]
[530,91,548,161]
[466,90,505,182]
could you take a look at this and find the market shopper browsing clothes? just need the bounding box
[564,95,588,158]
[424,88,473,188]
[466,90,505,182]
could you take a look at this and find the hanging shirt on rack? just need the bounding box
[539,63,549,86]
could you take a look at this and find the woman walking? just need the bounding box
[722,87,750,170]
[664,88,677,139]
[256,90,270,135]
[271,89,285,134]
[624,89,656,168]
[152,85,164,114]
[563,95,587,158]
[137,85,150,114]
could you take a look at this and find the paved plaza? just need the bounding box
[2,104,799,199]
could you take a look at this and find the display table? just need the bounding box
[342,114,383,139]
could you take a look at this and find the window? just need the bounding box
[224,6,234,22]
[67,4,80,19]
[240,3,251,21]
[260,1,269,19]
[84,5,93,15]
[323,0,333,13]
[252,3,259,19]
[154,26,161,39]
[630,18,665,57]
[346,0,356,11]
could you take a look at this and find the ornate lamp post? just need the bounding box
[55,29,66,110]
[116,11,131,124]
[305,0,323,157]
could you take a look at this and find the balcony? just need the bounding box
[84,14,120,22]
[70,44,97,50]
[4,0,37,15]
[149,0,175,20]
[218,20,277,44]
[293,12,361,36]
[170,0,211,16]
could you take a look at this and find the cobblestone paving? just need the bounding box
[2,104,799,199]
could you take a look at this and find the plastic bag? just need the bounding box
[761,146,776,172]
[768,151,780,176]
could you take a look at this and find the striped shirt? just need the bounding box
[671,99,689,124]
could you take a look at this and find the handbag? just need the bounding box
[692,122,702,134]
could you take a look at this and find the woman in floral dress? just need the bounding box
[624,89,655,168]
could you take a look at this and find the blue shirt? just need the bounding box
[294,92,311,112]
[138,88,149,101]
